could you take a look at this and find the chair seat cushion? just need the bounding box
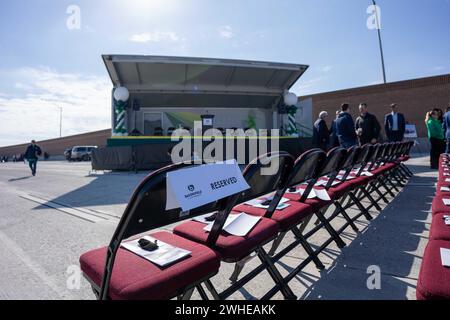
[79,231,220,300]
[429,213,450,241]
[173,216,279,262]
[416,240,450,300]
[329,181,354,198]
[432,195,450,215]
[283,187,333,210]
[233,200,313,231]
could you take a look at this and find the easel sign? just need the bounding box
[404,124,417,138]
[166,160,250,211]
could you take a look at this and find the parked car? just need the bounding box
[70,146,97,161]
[64,148,72,161]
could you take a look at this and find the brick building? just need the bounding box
[302,73,450,138]
[0,129,110,158]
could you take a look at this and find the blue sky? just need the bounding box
[0,0,449,146]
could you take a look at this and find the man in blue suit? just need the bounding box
[442,105,450,153]
[384,103,406,142]
[335,103,358,148]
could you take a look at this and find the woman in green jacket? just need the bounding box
[426,110,445,169]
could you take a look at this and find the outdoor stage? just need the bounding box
[92,55,312,171]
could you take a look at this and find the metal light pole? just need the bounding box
[59,106,62,138]
[372,0,387,84]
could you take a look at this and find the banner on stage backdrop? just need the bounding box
[404,124,417,138]
[165,160,250,212]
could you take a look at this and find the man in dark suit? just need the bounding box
[384,103,406,142]
[355,103,381,145]
[335,103,358,148]
[442,104,450,153]
[312,111,330,151]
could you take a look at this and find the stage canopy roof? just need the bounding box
[102,55,308,109]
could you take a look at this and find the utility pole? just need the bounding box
[372,0,387,84]
[59,106,62,138]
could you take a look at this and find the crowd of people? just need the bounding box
[313,102,450,170]
[313,102,406,149]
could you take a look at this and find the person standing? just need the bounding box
[426,110,445,169]
[329,110,341,148]
[24,140,42,176]
[442,104,450,153]
[312,111,330,151]
[335,103,358,148]
[355,103,381,145]
[384,103,406,142]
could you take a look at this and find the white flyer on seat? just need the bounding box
[361,171,374,177]
[245,197,290,210]
[287,187,317,199]
[441,186,450,192]
[166,159,250,212]
[445,178,450,182]
[440,248,450,267]
[442,198,450,206]
[121,236,191,268]
[203,212,261,237]
[314,188,331,201]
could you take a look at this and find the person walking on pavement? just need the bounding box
[335,103,358,148]
[355,103,381,145]
[312,111,330,151]
[426,110,445,169]
[24,140,42,176]
[384,103,406,142]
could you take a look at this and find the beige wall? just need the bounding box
[303,74,450,138]
[0,129,110,158]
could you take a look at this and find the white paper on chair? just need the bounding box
[445,178,450,182]
[203,212,261,237]
[314,188,331,201]
[361,171,374,177]
[287,187,317,199]
[444,173,450,176]
[121,236,191,268]
[441,186,450,192]
[445,218,450,226]
[315,179,327,187]
[245,197,290,210]
[440,248,450,267]
[442,199,450,206]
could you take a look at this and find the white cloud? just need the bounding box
[130,31,179,43]
[0,67,111,147]
[219,25,234,39]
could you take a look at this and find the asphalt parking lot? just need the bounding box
[0,156,435,300]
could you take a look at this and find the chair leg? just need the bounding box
[334,200,359,232]
[348,191,373,221]
[314,210,346,249]
[291,227,325,270]
[196,284,210,300]
[229,254,256,283]
[204,280,221,300]
[257,247,297,300]
[268,231,287,256]
[179,287,195,300]
[360,186,382,211]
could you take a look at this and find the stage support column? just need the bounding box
[113,86,130,136]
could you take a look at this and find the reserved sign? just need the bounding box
[166,160,250,211]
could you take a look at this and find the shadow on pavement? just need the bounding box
[296,165,434,300]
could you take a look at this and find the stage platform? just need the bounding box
[92,136,311,171]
